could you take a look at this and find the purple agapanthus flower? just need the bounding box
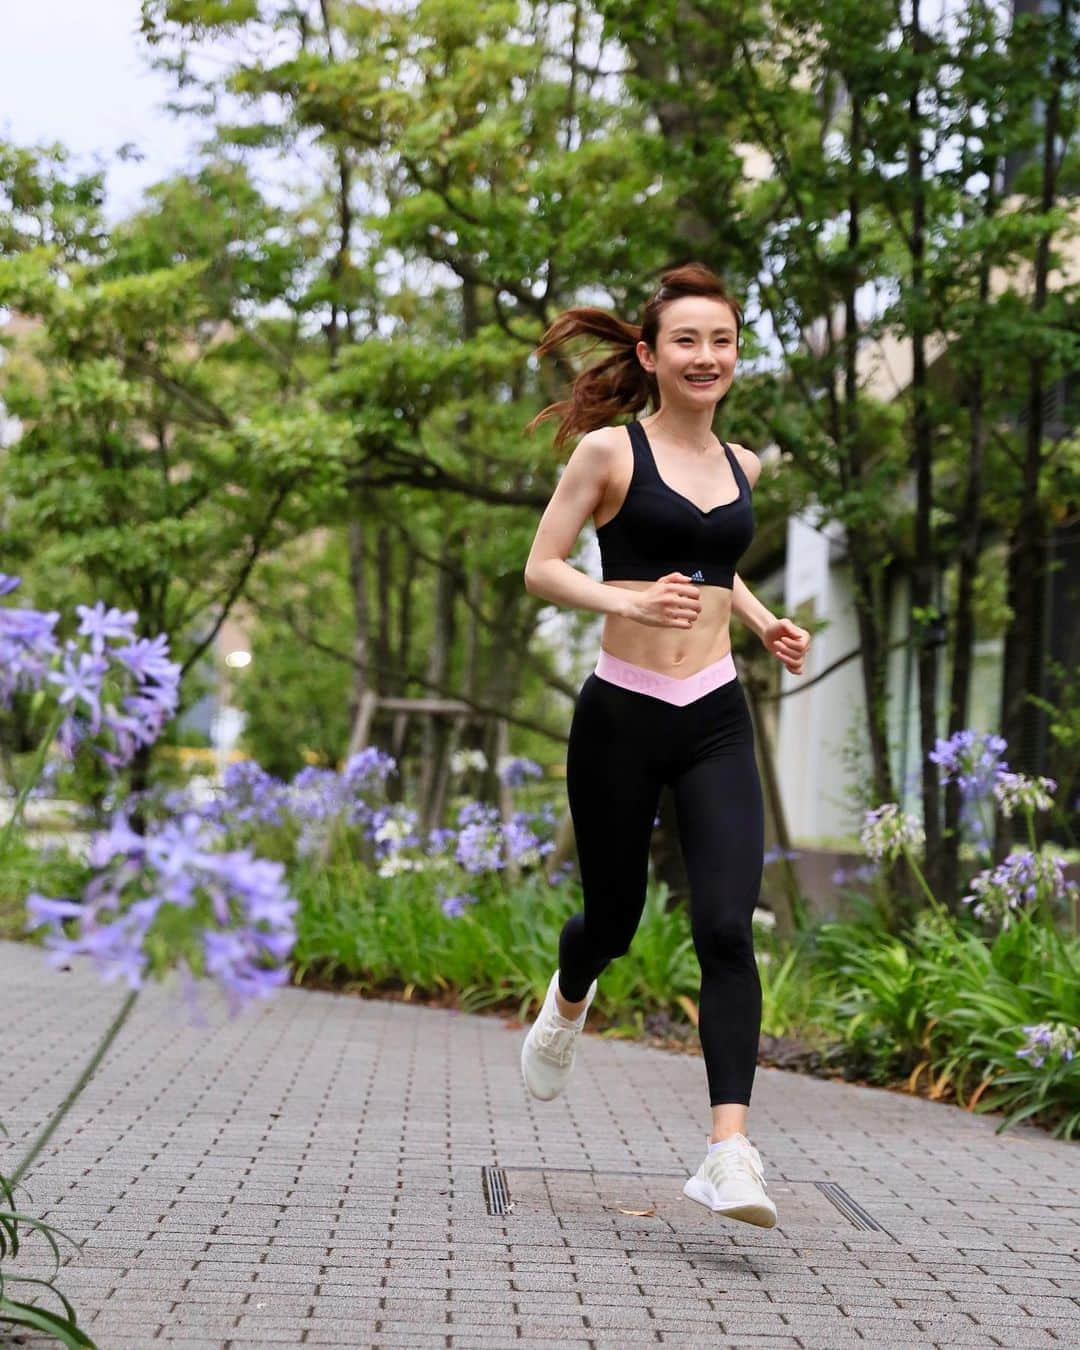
[26,812,297,1014]
[764,846,801,866]
[343,746,397,791]
[2,578,181,769]
[929,729,1008,798]
[1016,1021,1078,1068]
[76,601,138,655]
[111,633,177,683]
[962,851,1078,928]
[0,582,61,704]
[503,811,555,867]
[48,647,110,732]
[440,892,479,919]
[213,760,285,827]
[929,730,1012,852]
[455,801,504,873]
[498,756,543,788]
[426,826,457,856]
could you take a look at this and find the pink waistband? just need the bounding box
[594,649,737,706]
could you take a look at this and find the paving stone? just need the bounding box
[1,939,1077,1350]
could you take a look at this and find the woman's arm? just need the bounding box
[524,431,634,619]
[731,573,777,641]
[729,448,811,675]
[732,572,811,676]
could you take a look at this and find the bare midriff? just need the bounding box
[599,580,734,678]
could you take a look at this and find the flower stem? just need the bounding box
[1025,808,1039,858]
[901,844,948,919]
[9,989,139,1189]
[976,799,994,863]
[0,703,66,862]
[1022,806,1066,942]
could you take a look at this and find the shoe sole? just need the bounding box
[682,1176,778,1228]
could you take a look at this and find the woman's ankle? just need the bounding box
[555,989,588,1019]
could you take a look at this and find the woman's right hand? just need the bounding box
[623,572,702,628]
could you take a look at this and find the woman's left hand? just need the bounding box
[762,617,811,675]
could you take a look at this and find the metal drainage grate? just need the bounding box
[482,1164,889,1234]
[814,1180,888,1231]
[482,1164,512,1215]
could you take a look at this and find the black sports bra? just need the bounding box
[596,420,754,589]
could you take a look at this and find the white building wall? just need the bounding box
[776,510,867,844]
[779,534,1006,842]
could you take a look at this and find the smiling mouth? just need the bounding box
[685,374,720,384]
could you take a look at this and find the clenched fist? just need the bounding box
[762,617,811,675]
[625,571,703,629]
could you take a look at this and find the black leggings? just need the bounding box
[558,670,764,1106]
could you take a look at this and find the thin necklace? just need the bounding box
[645,416,715,455]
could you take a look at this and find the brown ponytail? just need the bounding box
[526,262,743,451]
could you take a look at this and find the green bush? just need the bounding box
[290,863,705,1022]
[0,836,88,942]
[806,907,1080,1137]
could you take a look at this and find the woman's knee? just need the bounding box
[691,909,756,965]
[564,911,637,962]
[601,933,635,961]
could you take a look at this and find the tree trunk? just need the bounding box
[942,180,995,908]
[375,522,393,700]
[344,511,378,757]
[429,714,465,830]
[995,0,1068,857]
[476,577,533,805]
[418,536,457,831]
[398,545,418,693]
[462,570,483,707]
[494,717,520,883]
[128,742,153,835]
[544,805,578,885]
[743,668,798,941]
[905,0,943,894]
[840,92,894,810]
[849,550,896,805]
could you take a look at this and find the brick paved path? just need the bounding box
[2,940,1077,1349]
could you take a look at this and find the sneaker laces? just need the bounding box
[536,1016,582,1066]
[704,1137,769,1190]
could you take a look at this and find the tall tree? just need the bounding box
[997,0,1079,852]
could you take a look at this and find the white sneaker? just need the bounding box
[520,969,597,1100]
[682,1132,778,1228]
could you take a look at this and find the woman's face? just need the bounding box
[636,295,739,411]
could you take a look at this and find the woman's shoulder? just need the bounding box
[567,423,634,471]
[580,422,634,450]
[725,441,762,489]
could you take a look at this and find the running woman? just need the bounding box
[519,262,811,1228]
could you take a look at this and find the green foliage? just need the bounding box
[0,141,106,260]
[291,864,700,1018]
[236,544,355,777]
[809,908,1080,1137]
[813,917,930,1081]
[0,1130,97,1348]
[748,921,833,1042]
[293,862,775,1032]
[0,836,89,942]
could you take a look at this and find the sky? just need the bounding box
[1,2,201,221]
